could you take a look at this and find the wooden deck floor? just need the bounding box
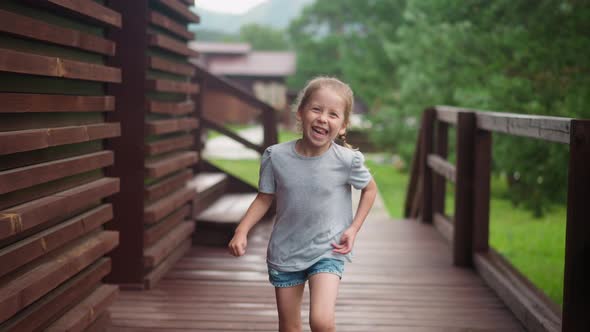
[108,196,524,331]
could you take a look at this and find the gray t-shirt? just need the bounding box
[259,140,372,272]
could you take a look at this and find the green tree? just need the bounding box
[239,23,290,50]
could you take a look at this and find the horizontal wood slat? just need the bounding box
[145,118,198,135]
[0,151,114,195]
[148,56,195,76]
[0,177,119,241]
[143,238,190,289]
[0,230,119,323]
[477,112,571,144]
[0,9,115,55]
[85,312,110,332]
[45,284,118,332]
[156,0,200,23]
[427,154,456,183]
[144,169,193,202]
[148,11,193,40]
[146,79,199,94]
[145,134,194,156]
[144,187,195,224]
[435,106,460,124]
[144,152,198,179]
[149,33,198,57]
[0,48,121,83]
[40,0,122,28]
[201,117,264,154]
[147,100,194,115]
[0,123,120,155]
[0,204,113,278]
[143,222,194,268]
[433,212,453,243]
[144,205,189,246]
[0,93,115,113]
[0,258,111,332]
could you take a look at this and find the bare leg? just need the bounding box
[308,273,340,332]
[275,283,305,332]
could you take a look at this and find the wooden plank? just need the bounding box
[146,79,199,94]
[148,11,194,40]
[148,56,195,76]
[156,0,200,23]
[143,238,191,289]
[0,123,120,155]
[435,105,460,124]
[85,311,111,332]
[0,93,115,113]
[196,193,256,223]
[145,152,198,179]
[433,121,448,215]
[476,111,570,144]
[144,205,189,246]
[0,151,114,195]
[474,250,561,332]
[143,222,194,268]
[146,118,198,135]
[0,230,119,323]
[40,0,122,28]
[45,284,119,332]
[426,154,456,183]
[0,258,111,332]
[0,9,115,55]
[562,119,590,332]
[0,204,112,278]
[433,212,453,244]
[144,188,195,224]
[420,108,435,223]
[149,33,198,57]
[188,173,229,218]
[146,100,194,115]
[404,118,423,218]
[453,112,476,267]
[145,135,194,156]
[144,169,193,202]
[0,48,121,83]
[473,130,492,252]
[0,178,119,241]
[201,117,264,154]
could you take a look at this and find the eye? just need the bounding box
[330,112,339,118]
[311,107,321,113]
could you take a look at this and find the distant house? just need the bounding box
[189,41,296,125]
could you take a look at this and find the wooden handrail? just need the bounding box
[406,106,590,332]
[200,118,265,155]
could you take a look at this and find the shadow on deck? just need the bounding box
[107,192,523,331]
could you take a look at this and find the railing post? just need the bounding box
[562,119,590,332]
[419,108,436,223]
[433,121,448,216]
[454,112,475,266]
[192,74,205,172]
[262,105,278,149]
[473,129,492,252]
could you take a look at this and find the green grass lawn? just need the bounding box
[208,130,566,307]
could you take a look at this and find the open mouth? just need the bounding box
[312,126,328,136]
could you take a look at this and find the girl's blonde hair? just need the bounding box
[293,76,355,149]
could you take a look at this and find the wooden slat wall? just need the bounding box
[0,1,121,331]
[106,0,200,289]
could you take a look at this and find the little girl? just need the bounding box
[228,76,377,332]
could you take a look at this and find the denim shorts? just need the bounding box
[267,258,345,288]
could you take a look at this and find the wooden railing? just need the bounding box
[405,106,589,332]
[191,63,279,160]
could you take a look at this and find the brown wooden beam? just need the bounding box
[144,169,193,202]
[419,108,435,223]
[427,154,456,183]
[149,33,198,57]
[0,48,121,83]
[148,10,193,40]
[147,100,194,115]
[148,56,195,76]
[0,93,115,113]
[156,0,200,23]
[39,0,122,28]
[0,9,115,55]
[562,119,590,332]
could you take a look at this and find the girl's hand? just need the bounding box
[228,232,247,256]
[332,227,358,254]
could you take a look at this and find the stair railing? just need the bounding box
[405,106,590,332]
[190,63,278,163]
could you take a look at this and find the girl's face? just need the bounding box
[297,88,347,154]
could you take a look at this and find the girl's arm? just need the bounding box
[228,192,274,256]
[332,178,378,254]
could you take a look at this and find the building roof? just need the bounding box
[189,41,251,55]
[207,51,296,77]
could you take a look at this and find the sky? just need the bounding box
[194,0,268,14]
